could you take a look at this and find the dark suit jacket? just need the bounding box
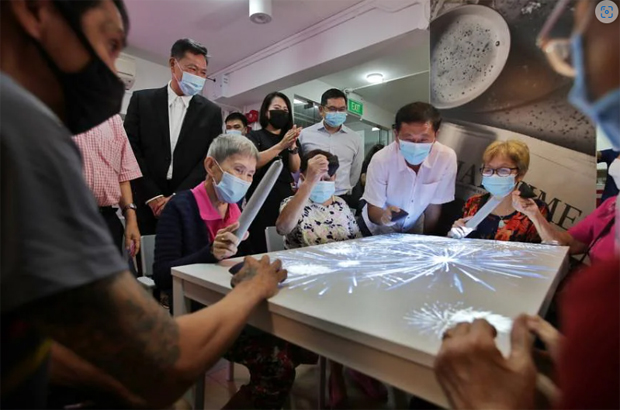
[124,86,222,204]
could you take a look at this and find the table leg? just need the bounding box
[318,356,327,410]
[173,277,205,410]
[392,387,409,409]
[195,374,205,410]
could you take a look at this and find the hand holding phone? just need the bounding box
[518,182,537,199]
[391,208,409,222]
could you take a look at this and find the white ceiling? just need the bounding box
[319,37,430,114]
[125,0,363,73]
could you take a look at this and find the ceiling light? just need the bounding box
[293,99,305,105]
[366,73,384,84]
[250,0,272,24]
[372,127,379,131]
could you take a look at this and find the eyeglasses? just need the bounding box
[480,167,519,177]
[536,0,593,78]
[324,105,347,113]
[176,60,208,78]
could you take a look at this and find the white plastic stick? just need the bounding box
[234,159,283,244]
[465,195,503,229]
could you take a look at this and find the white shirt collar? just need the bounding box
[167,81,192,108]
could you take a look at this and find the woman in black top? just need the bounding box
[246,92,302,253]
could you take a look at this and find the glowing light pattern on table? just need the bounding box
[404,302,513,338]
[271,234,558,296]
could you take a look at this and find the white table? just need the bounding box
[172,234,569,409]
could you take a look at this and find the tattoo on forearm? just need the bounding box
[26,272,180,395]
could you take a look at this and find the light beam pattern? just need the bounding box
[271,234,560,296]
[404,302,513,338]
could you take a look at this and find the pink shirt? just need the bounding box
[190,182,241,242]
[568,197,617,264]
[72,115,142,206]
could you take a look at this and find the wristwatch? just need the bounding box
[122,203,137,214]
[287,147,299,155]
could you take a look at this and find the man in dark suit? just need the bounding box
[125,38,222,234]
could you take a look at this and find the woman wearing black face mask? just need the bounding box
[245,92,302,254]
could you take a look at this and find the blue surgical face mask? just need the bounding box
[399,140,433,165]
[214,162,251,203]
[174,61,206,96]
[569,34,620,150]
[324,112,347,127]
[309,180,335,204]
[225,129,243,136]
[482,174,516,198]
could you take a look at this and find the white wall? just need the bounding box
[207,0,429,104]
[120,53,171,114]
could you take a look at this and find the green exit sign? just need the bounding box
[348,99,364,116]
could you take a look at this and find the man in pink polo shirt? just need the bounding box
[73,114,142,256]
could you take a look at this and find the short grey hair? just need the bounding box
[207,134,259,163]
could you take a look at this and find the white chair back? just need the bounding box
[265,227,285,252]
[140,235,156,277]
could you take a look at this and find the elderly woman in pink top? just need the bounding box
[513,192,616,265]
[153,134,315,409]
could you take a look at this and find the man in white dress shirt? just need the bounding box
[125,38,223,235]
[298,88,363,208]
[361,102,457,236]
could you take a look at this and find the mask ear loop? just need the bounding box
[205,157,222,184]
[173,60,186,85]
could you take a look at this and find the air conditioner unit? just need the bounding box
[115,53,136,90]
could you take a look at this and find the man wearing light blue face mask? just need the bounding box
[361,102,457,236]
[225,112,249,136]
[298,89,363,208]
[125,38,223,236]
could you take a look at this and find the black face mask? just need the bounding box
[34,2,125,134]
[268,109,289,130]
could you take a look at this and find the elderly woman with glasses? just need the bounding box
[451,140,549,243]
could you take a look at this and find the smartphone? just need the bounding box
[391,209,409,222]
[229,261,245,275]
[518,183,537,199]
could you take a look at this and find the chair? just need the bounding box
[265,226,286,252]
[137,235,156,292]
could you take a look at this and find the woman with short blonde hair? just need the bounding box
[451,140,549,242]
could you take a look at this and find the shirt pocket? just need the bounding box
[414,181,440,207]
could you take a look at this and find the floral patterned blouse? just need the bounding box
[463,193,550,243]
[279,196,361,249]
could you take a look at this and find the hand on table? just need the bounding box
[434,315,537,410]
[526,315,563,365]
[449,216,474,239]
[231,255,288,299]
